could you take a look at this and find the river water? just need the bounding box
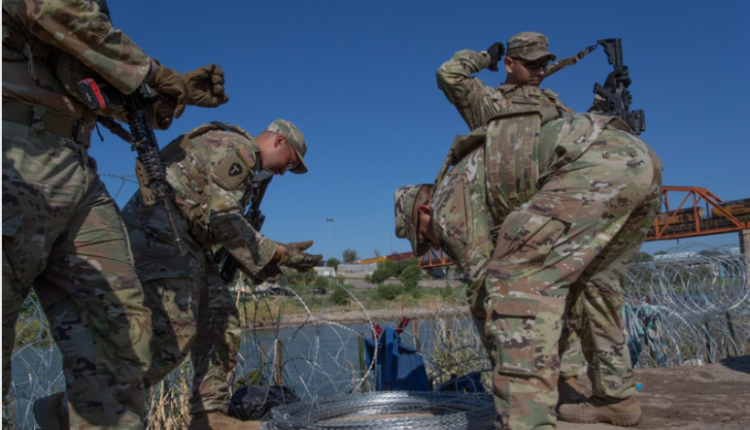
[8,315,478,428]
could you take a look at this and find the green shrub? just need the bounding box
[315,277,330,289]
[376,283,405,300]
[440,284,454,299]
[329,285,350,305]
[399,265,424,290]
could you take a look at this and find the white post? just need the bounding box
[327,218,333,261]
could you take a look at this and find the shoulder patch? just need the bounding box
[213,150,250,191]
[237,147,255,169]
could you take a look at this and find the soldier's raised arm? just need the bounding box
[436,46,502,130]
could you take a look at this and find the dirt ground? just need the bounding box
[560,355,750,430]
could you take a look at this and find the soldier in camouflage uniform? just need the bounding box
[395,112,662,429]
[437,32,632,406]
[2,0,227,428]
[120,119,322,430]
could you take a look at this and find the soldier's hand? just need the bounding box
[486,42,505,72]
[147,60,188,118]
[252,264,283,284]
[278,240,323,272]
[604,66,631,90]
[182,64,230,108]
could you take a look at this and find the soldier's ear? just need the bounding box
[274,135,286,148]
[504,56,514,74]
[417,205,431,216]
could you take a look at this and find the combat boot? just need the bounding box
[559,394,641,426]
[33,391,69,430]
[557,376,588,405]
[188,411,262,430]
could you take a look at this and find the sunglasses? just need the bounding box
[513,57,550,71]
[285,141,299,170]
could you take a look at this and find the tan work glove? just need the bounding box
[147,60,188,118]
[277,240,323,273]
[182,64,229,108]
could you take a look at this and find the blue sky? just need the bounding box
[93,0,750,261]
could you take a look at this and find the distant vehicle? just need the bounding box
[310,287,328,295]
[267,287,292,297]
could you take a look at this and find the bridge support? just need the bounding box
[741,229,750,261]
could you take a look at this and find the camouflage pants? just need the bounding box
[2,119,150,429]
[137,251,241,415]
[558,297,585,379]
[478,128,662,430]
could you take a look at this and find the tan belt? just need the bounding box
[2,102,90,144]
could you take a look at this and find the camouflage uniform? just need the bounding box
[395,113,662,430]
[436,32,607,387]
[2,0,154,427]
[436,33,576,132]
[121,120,308,416]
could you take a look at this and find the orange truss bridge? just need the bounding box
[646,186,750,241]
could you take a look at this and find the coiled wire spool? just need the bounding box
[262,391,496,430]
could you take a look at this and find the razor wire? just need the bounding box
[624,244,750,367]
[4,244,749,429]
[262,391,496,430]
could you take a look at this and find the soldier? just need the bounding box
[436,32,630,130]
[122,119,321,430]
[394,112,662,429]
[437,32,632,405]
[2,0,227,428]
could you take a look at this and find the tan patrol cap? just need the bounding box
[394,185,431,257]
[506,32,557,62]
[265,119,308,174]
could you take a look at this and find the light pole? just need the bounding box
[326,218,333,261]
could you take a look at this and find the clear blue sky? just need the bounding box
[92,0,750,261]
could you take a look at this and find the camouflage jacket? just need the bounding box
[2,0,151,123]
[436,49,576,131]
[122,124,279,281]
[431,114,634,286]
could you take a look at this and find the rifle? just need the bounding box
[74,0,186,255]
[593,38,646,134]
[77,79,187,256]
[214,171,273,284]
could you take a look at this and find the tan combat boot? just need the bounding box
[33,392,69,430]
[557,376,588,405]
[559,394,642,426]
[188,411,263,430]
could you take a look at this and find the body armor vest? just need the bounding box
[159,122,257,249]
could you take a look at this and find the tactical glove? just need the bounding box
[147,60,188,118]
[486,42,505,72]
[248,263,283,284]
[604,66,631,90]
[278,240,323,273]
[182,64,230,108]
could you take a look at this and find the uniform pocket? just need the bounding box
[488,297,540,376]
[492,194,582,266]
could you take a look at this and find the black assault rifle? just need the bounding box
[77,79,187,256]
[76,0,185,255]
[214,172,273,284]
[593,39,646,135]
